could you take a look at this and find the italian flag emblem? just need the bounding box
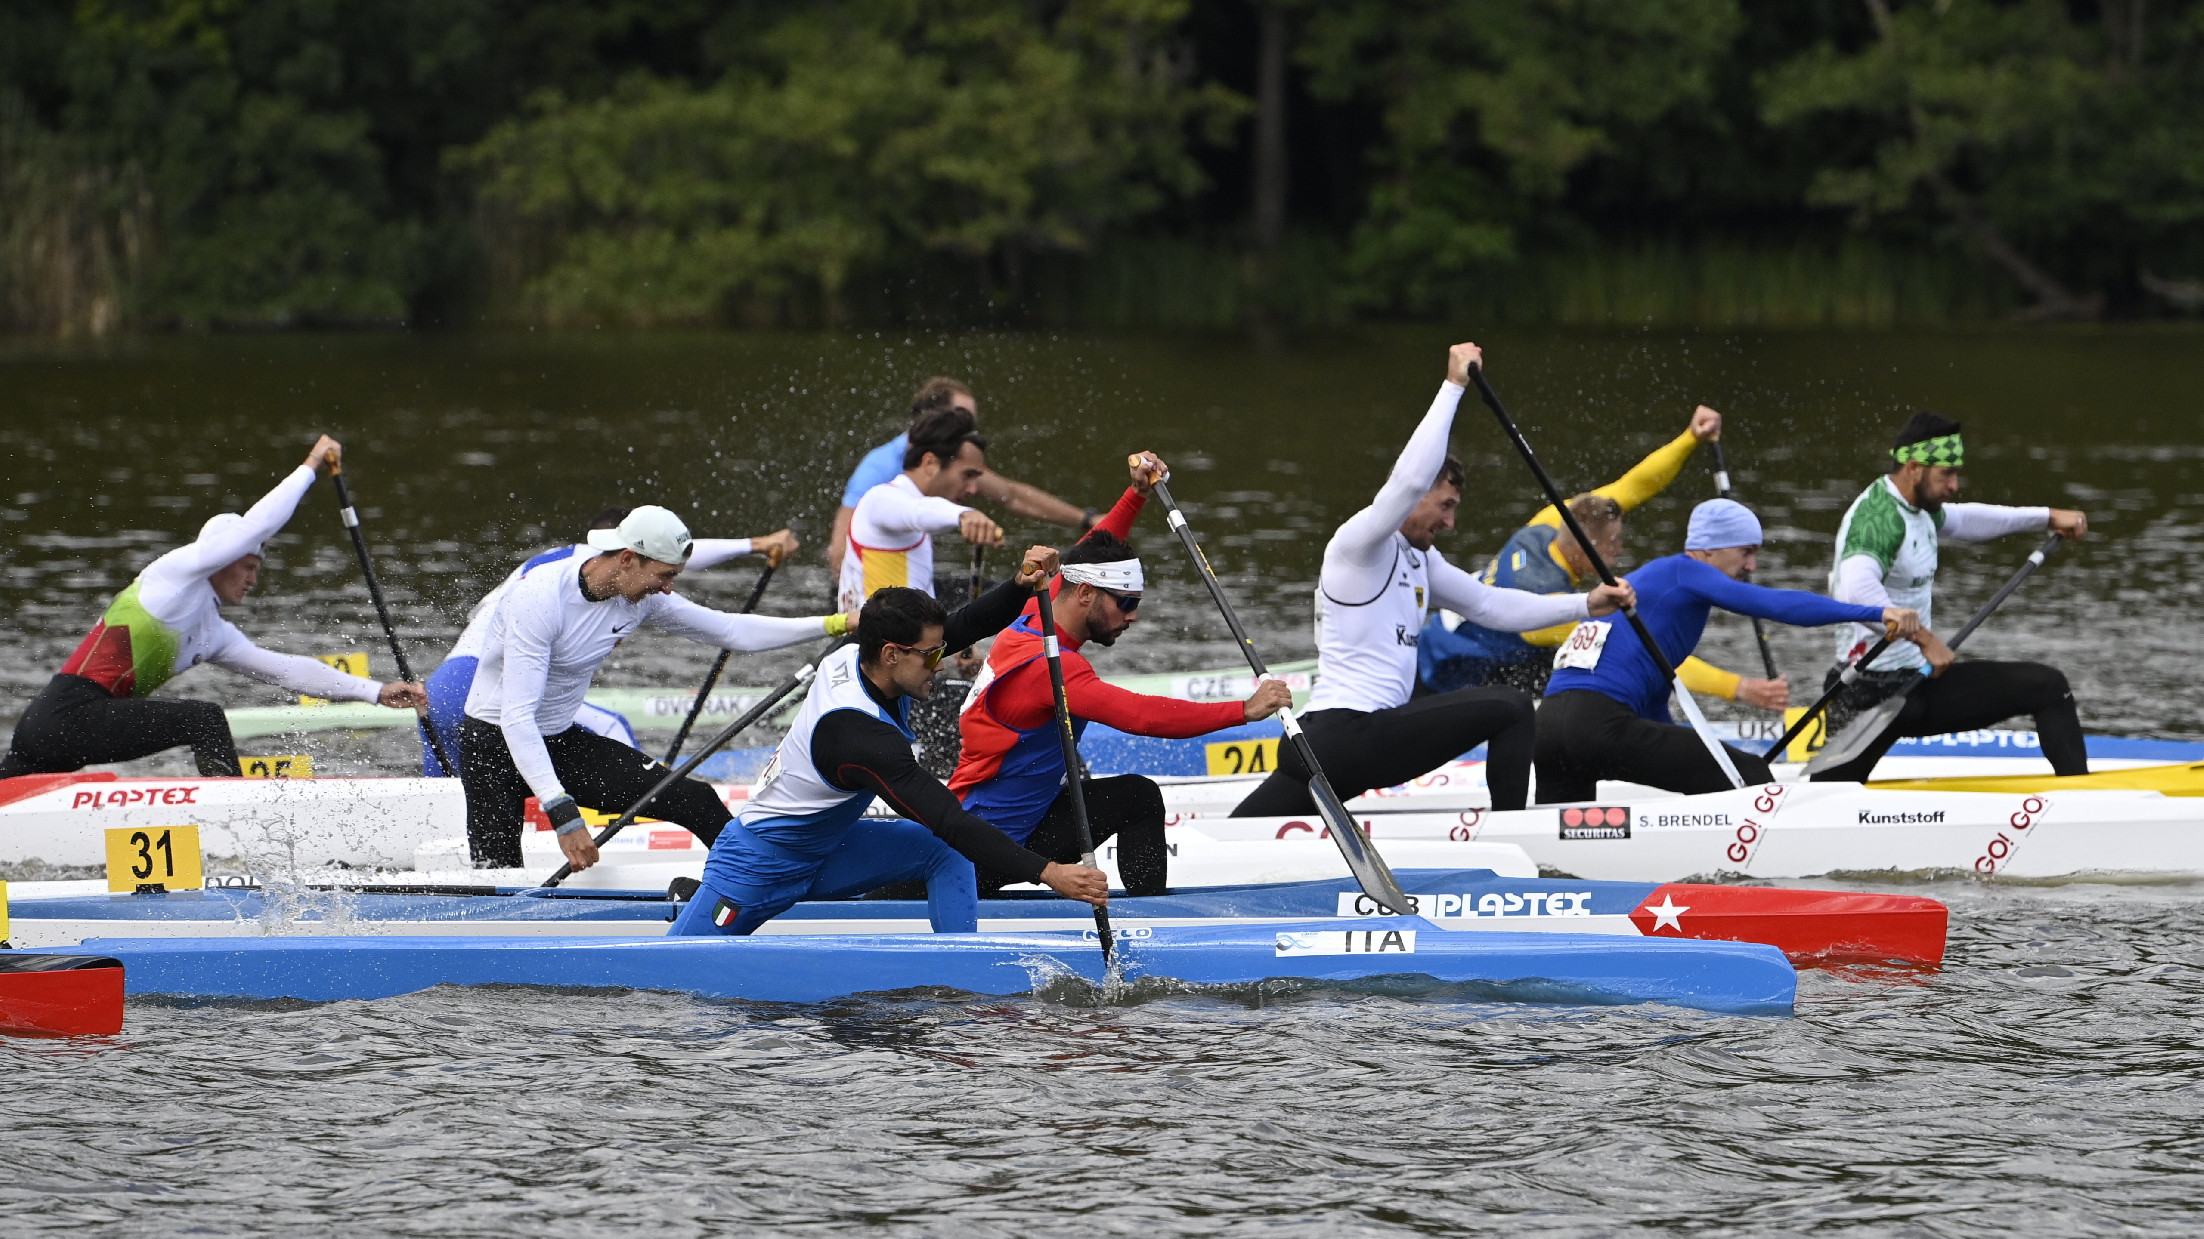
[712,898,739,929]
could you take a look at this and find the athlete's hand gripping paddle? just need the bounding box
[1465,366,1749,790]
[540,636,850,888]
[1806,532,2065,776]
[1142,460,1418,916]
[662,562,779,766]
[1030,561,1115,965]
[1763,633,1893,762]
[327,453,459,779]
[1709,435,1782,681]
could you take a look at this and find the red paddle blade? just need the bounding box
[0,955,126,1037]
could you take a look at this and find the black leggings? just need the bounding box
[1809,659,2085,783]
[458,716,732,867]
[978,774,1170,897]
[1534,689,1774,804]
[1229,688,1537,817]
[0,674,240,778]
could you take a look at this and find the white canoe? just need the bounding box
[1171,781,2204,882]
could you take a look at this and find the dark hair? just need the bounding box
[903,405,988,470]
[908,377,974,423]
[1437,455,1466,490]
[1891,410,1962,453]
[1066,529,1134,565]
[586,506,629,534]
[858,586,948,664]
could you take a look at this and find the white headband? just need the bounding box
[1060,559,1144,593]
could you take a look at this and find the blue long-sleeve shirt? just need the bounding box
[1546,554,1883,722]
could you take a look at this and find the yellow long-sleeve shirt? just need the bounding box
[1509,427,1743,700]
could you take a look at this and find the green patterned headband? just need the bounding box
[1892,433,1963,467]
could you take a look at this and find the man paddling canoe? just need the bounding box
[949,453,1293,896]
[1809,412,2090,782]
[462,505,845,870]
[1534,499,1926,801]
[1231,343,1634,819]
[0,436,426,779]
[420,507,798,775]
[836,405,1007,611]
[1417,404,1783,712]
[672,558,1112,937]
[826,377,1095,586]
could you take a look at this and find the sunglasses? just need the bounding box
[891,641,948,670]
[1099,589,1142,614]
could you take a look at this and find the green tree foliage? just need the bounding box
[1294,0,1744,310]
[1762,0,2204,316]
[460,0,1241,326]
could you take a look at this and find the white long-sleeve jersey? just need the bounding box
[1305,381,1588,714]
[464,556,829,802]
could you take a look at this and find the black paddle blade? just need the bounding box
[1307,771,1416,916]
[1805,686,1916,774]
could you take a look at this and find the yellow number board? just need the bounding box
[299,652,369,706]
[241,755,314,779]
[1205,738,1280,777]
[104,825,206,894]
[1,879,9,944]
[1781,707,1829,764]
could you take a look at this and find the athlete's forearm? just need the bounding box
[1677,656,1740,701]
[650,594,834,652]
[685,538,754,571]
[1938,503,2050,543]
[1088,486,1146,542]
[978,473,1084,527]
[211,636,383,703]
[1429,554,1587,635]
[1060,664,1243,738]
[943,579,1032,651]
[814,712,1048,879]
[1593,428,1700,513]
[1694,562,1882,629]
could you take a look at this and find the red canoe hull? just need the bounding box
[1631,884,1948,966]
[0,956,126,1036]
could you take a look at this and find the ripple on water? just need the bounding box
[3,886,2204,1235]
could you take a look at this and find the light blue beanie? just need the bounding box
[1685,499,1763,550]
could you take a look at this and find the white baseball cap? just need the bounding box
[586,504,694,564]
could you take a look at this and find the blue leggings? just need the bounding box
[421,657,475,777]
[669,818,978,936]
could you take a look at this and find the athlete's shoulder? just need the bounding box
[1838,478,1909,569]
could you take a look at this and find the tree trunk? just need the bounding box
[1251,1,1289,257]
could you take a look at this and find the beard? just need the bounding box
[1087,628,1120,648]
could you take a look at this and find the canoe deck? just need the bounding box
[73,916,1798,1015]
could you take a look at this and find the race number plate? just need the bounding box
[241,755,314,779]
[299,652,369,706]
[104,825,205,894]
[1551,621,1610,671]
[1205,738,1280,776]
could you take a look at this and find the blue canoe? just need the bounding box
[68,916,1797,1014]
[3,870,1947,964]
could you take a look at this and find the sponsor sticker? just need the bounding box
[1276,929,1417,957]
[1857,809,1946,824]
[1335,891,1593,918]
[71,786,201,810]
[1558,805,1631,841]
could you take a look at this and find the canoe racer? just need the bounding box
[1230,343,1635,819]
[826,376,1095,585]
[836,405,1005,611]
[672,556,1112,937]
[948,452,1293,897]
[419,508,798,775]
[1810,411,2090,781]
[1417,403,1782,712]
[461,505,846,870]
[0,436,426,779]
[1534,498,1924,801]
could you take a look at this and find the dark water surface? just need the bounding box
[3,326,2202,771]
[4,328,2204,1233]
[5,882,2204,1235]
